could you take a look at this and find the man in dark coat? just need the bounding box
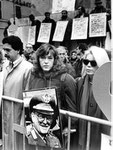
[29,14,41,50]
[42,12,56,45]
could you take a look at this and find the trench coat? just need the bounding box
[3,57,33,150]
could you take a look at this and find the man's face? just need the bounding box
[31,111,53,134]
[3,43,19,62]
[25,45,35,63]
[61,11,68,19]
[57,48,67,62]
[39,52,54,72]
[71,52,77,59]
[45,13,50,19]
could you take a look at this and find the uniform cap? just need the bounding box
[33,102,54,115]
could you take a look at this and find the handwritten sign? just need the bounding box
[101,134,112,150]
[28,26,36,45]
[53,21,68,41]
[89,13,106,37]
[37,23,52,43]
[52,0,76,13]
[71,17,88,40]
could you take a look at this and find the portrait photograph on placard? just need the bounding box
[23,88,63,149]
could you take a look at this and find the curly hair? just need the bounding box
[32,43,64,75]
[2,35,23,55]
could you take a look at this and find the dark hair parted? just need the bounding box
[2,35,23,55]
[33,43,61,74]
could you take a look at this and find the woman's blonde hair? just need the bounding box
[81,46,110,77]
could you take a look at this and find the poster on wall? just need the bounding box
[53,21,68,41]
[52,0,76,13]
[37,23,52,43]
[71,17,88,40]
[89,13,106,37]
[23,88,63,148]
[28,26,36,45]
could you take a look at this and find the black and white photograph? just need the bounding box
[0,0,112,150]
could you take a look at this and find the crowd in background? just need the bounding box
[0,0,111,150]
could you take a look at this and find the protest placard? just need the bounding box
[37,23,52,43]
[28,26,36,45]
[101,134,112,150]
[71,17,88,40]
[23,88,63,148]
[53,21,68,41]
[89,13,106,37]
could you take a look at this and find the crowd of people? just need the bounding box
[0,0,111,150]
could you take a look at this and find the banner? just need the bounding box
[53,21,68,41]
[37,23,52,43]
[89,13,106,37]
[52,0,76,13]
[71,17,88,40]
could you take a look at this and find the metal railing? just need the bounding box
[2,95,113,150]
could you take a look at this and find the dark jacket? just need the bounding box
[31,19,41,50]
[76,75,110,150]
[26,66,78,150]
[26,66,77,128]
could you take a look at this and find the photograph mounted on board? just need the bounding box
[23,88,63,149]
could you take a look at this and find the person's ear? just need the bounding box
[31,112,36,122]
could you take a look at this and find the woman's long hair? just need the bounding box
[33,43,65,75]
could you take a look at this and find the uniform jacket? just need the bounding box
[26,124,61,148]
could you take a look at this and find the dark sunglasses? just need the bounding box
[83,59,97,67]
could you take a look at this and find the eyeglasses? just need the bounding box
[34,112,53,123]
[83,59,97,67]
[58,53,66,56]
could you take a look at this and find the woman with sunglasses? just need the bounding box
[76,46,110,150]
